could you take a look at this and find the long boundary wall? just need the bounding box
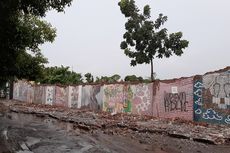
[13,67,230,125]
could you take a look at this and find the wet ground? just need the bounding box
[0,100,230,153]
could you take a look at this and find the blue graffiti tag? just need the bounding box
[194,82,203,88]
[194,89,202,98]
[195,98,203,106]
[193,79,203,121]
[203,109,223,121]
[225,115,230,124]
[195,109,202,114]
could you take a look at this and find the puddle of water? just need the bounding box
[3,112,77,133]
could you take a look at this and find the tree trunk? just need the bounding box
[150,59,154,81]
[9,79,14,99]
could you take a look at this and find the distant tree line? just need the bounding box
[33,65,152,85]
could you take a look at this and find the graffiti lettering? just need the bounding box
[164,92,188,112]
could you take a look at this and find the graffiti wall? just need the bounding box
[81,85,103,110]
[103,83,153,115]
[45,86,55,105]
[68,86,82,108]
[13,81,32,102]
[153,77,194,120]
[129,83,153,115]
[12,67,230,125]
[103,84,124,113]
[33,86,45,104]
[194,70,230,125]
[27,85,34,103]
[13,82,21,101]
[55,86,68,107]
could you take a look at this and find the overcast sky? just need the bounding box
[41,0,230,80]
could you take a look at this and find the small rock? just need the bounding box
[20,143,29,150]
[25,137,41,147]
[16,151,33,153]
[139,139,148,144]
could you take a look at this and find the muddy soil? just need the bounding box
[0,100,230,153]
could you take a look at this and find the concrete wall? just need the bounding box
[33,86,45,104]
[13,67,230,125]
[153,77,194,120]
[55,86,68,107]
[13,81,32,102]
[68,86,82,108]
[81,85,103,110]
[102,83,153,115]
[129,83,153,115]
[194,69,230,125]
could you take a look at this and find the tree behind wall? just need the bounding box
[84,73,94,83]
[39,66,83,85]
[118,0,189,81]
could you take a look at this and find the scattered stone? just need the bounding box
[25,137,41,148]
[20,143,29,151]
[2,100,230,146]
[16,151,33,153]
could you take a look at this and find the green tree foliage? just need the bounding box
[84,73,94,83]
[16,52,48,81]
[118,0,189,81]
[95,74,121,83]
[124,75,143,82]
[39,66,83,85]
[0,0,72,82]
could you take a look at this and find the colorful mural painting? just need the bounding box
[81,85,103,110]
[12,67,230,125]
[55,86,68,107]
[130,83,152,115]
[194,70,230,125]
[123,85,133,113]
[153,78,194,120]
[68,86,81,108]
[103,84,124,113]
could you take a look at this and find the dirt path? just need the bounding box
[0,100,230,153]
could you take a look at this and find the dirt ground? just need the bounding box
[0,100,230,153]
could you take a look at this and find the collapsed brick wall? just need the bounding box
[13,67,230,125]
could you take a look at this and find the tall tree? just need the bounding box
[0,0,72,82]
[118,0,189,81]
